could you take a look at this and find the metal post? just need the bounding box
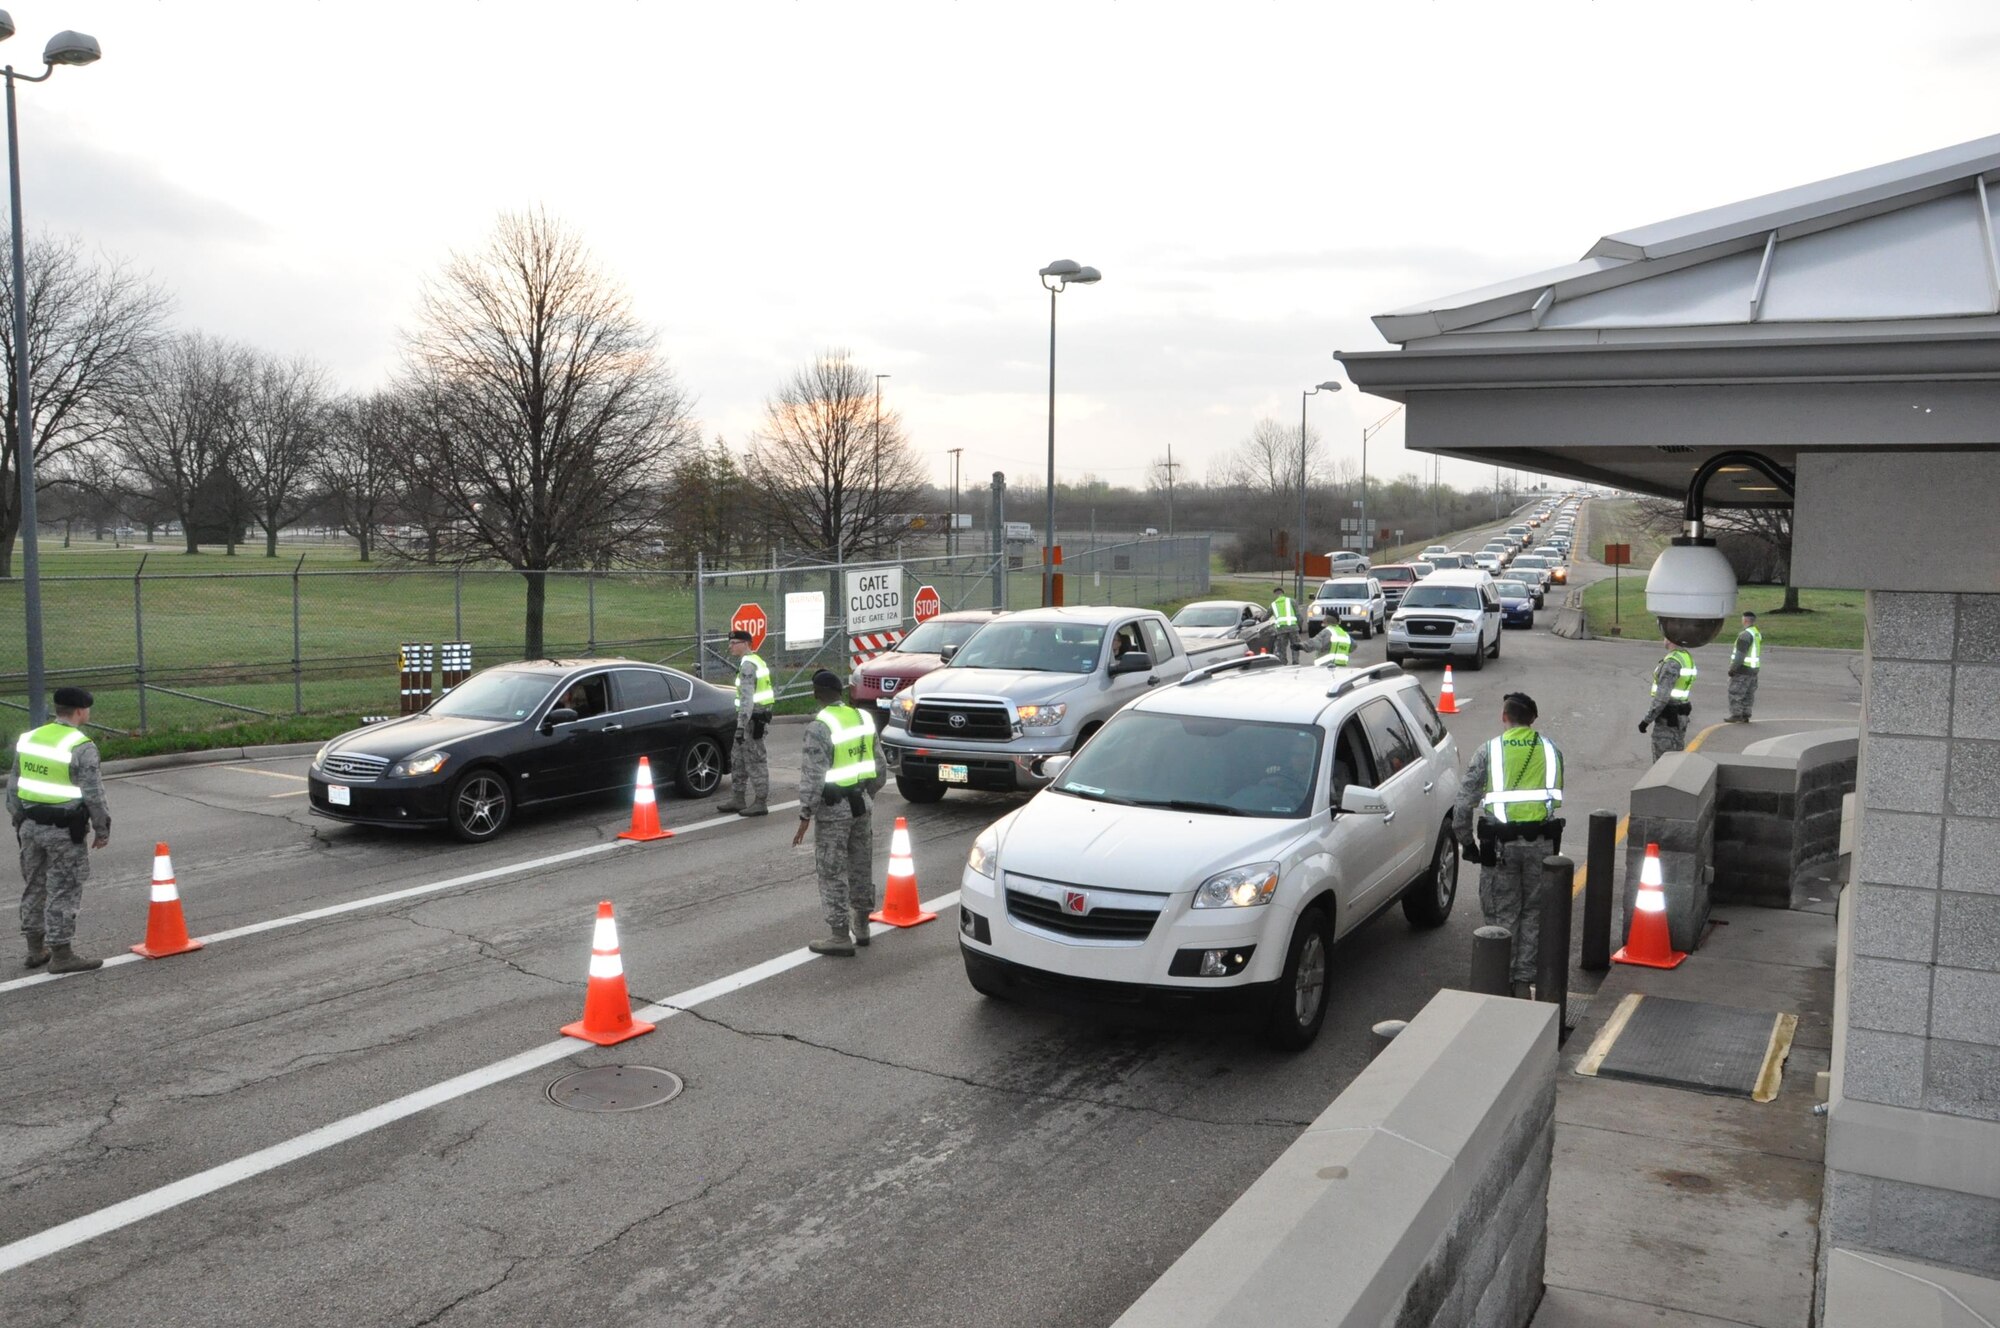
[1539,854,1576,1040]
[8,69,46,726]
[1297,389,1309,603]
[291,553,305,714]
[586,570,596,656]
[133,553,147,732]
[693,550,707,681]
[1470,925,1512,997]
[991,470,1006,610]
[454,566,463,642]
[1581,809,1618,971]
[1043,283,1057,607]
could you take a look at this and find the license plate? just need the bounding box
[328,785,351,806]
[939,763,969,784]
[876,697,891,708]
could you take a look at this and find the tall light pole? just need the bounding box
[947,446,963,558]
[1299,381,1341,600]
[4,17,100,727]
[1359,405,1402,560]
[1038,258,1100,607]
[873,373,890,496]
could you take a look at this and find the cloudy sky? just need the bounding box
[17,0,1999,496]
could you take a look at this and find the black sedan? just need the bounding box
[308,658,736,842]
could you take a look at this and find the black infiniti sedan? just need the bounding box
[308,658,736,842]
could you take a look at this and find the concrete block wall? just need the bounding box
[1624,752,1716,952]
[1111,992,1557,1328]
[1713,732,1859,909]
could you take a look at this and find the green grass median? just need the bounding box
[1582,579,1864,649]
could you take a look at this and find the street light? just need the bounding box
[873,372,890,493]
[3,14,101,727]
[1299,381,1341,600]
[1359,405,1402,560]
[1039,258,1099,607]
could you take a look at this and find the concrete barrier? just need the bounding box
[1625,751,1716,952]
[1111,991,1557,1328]
[1713,728,1857,909]
[1548,585,1590,640]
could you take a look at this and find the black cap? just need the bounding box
[52,686,94,709]
[727,629,753,643]
[812,669,843,691]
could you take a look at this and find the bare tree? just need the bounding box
[113,333,249,554]
[1633,495,1801,610]
[661,434,752,567]
[232,352,330,557]
[316,391,403,562]
[400,208,697,656]
[0,233,171,575]
[1220,417,1323,503]
[743,350,923,562]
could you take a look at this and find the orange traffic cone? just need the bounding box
[131,842,203,959]
[615,757,674,842]
[1438,665,1459,715]
[1613,843,1688,969]
[871,817,936,928]
[561,901,655,1045]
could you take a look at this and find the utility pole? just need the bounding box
[947,447,964,558]
[1162,445,1182,537]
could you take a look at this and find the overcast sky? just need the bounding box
[16,0,1999,497]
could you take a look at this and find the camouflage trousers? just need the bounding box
[813,806,876,935]
[1268,632,1294,664]
[18,821,89,946]
[1478,840,1549,985]
[1651,716,1688,762]
[726,721,769,810]
[1728,671,1761,721]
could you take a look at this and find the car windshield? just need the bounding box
[1514,557,1547,568]
[1400,584,1484,610]
[1374,568,1415,584]
[948,620,1105,673]
[897,618,988,655]
[1495,581,1531,597]
[427,669,556,721]
[1055,712,1323,819]
[1173,605,1248,629]
[1317,581,1370,601]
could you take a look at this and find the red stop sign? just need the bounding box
[912,585,942,623]
[730,602,768,651]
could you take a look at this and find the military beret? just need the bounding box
[52,686,94,709]
[727,629,753,643]
[811,669,844,692]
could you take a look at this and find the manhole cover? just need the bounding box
[546,1066,684,1112]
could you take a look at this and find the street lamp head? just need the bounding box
[1316,381,1342,392]
[1069,266,1102,284]
[0,13,15,43]
[43,30,100,65]
[1039,259,1082,279]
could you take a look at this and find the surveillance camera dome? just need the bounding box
[1646,540,1736,649]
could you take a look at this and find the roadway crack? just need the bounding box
[402,1256,530,1328]
[648,1003,1310,1130]
[571,1156,750,1263]
[396,913,569,988]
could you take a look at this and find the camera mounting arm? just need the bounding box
[1680,450,1797,538]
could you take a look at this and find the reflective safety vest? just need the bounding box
[1734,626,1763,671]
[14,722,87,805]
[1481,727,1563,824]
[1320,622,1352,666]
[1270,596,1297,629]
[1651,649,1697,702]
[736,652,775,709]
[815,705,877,788]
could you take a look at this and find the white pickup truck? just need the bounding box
[877,606,1248,801]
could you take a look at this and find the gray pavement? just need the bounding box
[0,598,1863,1326]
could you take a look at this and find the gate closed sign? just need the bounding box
[730,602,767,651]
[845,568,903,634]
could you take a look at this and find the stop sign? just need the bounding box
[730,602,768,651]
[912,585,942,624]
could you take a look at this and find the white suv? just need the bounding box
[1386,569,1503,669]
[957,657,1462,1049]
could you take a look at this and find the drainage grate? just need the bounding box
[1575,994,1796,1102]
[546,1065,684,1113]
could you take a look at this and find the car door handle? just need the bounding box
[1382,810,1396,823]
[1423,781,1435,794]
[671,710,690,719]
[601,723,624,733]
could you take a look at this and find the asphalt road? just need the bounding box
[0,532,1863,1327]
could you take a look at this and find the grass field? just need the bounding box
[1578,499,1671,570]
[1581,579,1865,650]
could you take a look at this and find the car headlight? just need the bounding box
[895,694,917,718]
[967,826,1000,879]
[388,752,449,778]
[314,742,332,769]
[1016,703,1067,727]
[1192,862,1281,909]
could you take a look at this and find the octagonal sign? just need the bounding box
[912,585,942,624]
[730,602,768,651]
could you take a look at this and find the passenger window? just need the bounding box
[1113,624,1146,659]
[1141,619,1175,662]
[1332,717,1377,802]
[1359,699,1422,781]
[555,674,609,719]
[613,668,676,710]
[1401,683,1449,748]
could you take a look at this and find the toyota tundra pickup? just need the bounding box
[878,606,1248,802]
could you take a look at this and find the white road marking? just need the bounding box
[0,801,804,996]
[267,791,308,799]
[0,887,962,1275]
[222,767,308,783]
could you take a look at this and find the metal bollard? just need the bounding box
[1370,1020,1408,1058]
[1471,925,1512,997]
[1539,854,1576,1041]
[1580,810,1617,971]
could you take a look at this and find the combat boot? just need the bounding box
[1510,981,1533,1000]
[849,909,871,947]
[808,928,856,957]
[23,932,49,969]
[737,804,768,817]
[47,943,102,974]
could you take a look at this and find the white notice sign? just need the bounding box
[844,568,903,634]
[784,591,826,650]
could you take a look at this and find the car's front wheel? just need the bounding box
[1266,904,1332,1051]
[675,736,725,797]
[447,768,512,843]
[1403,823,1459,928]
[897,772,948,803]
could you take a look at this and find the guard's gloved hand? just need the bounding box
[1638,720,1650,734]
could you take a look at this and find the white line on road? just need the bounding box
[0,888,962,1276]
[0,802,805,997]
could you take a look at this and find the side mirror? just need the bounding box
[542,706,579,733]
[1108,650,1154,676]
[1040,753,1072,781]
[939,644,958,664]
[1338,785,1389,816]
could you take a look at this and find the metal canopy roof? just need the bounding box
[1337,134,2000,503]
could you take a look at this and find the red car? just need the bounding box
[850,610,1004,722]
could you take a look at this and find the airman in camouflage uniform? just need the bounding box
[1637,638,1697,761]
[1453,692,1564,996]
[790,670,886,956]
[1727,611,1763,723]
[721,630,774,816]
[10,687,112,973]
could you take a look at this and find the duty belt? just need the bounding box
[1481,817,1565,843]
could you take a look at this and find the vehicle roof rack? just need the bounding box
[1176,652,1287,686]
[1325,661,1406,699]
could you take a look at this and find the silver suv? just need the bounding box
[1386,570,1503,669]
